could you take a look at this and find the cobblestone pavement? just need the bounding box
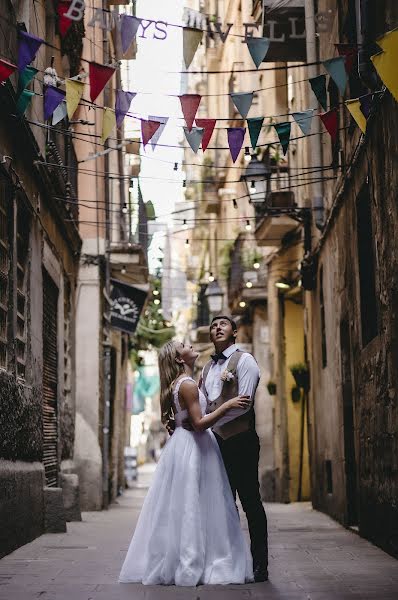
[1,464,397,600]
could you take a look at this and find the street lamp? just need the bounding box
[204,279,223,314]
[240,151,272,219]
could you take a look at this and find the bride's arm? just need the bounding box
[179,380,250,432]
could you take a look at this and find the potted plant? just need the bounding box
[267,380,277,395]
[291,385,301,403]
[289,363,310,392]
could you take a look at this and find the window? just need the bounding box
[325,460,333,494]
[15,200,30,378]
[0,179,11,369]
[356,183,378,346]
[319,266,327,368]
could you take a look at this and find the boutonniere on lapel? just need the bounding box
[220,369,235,383]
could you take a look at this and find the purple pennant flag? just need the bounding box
[359,94,372,118]
[227,127,246,163]
[18,30,43,71]
[115,90,136,128]
[44,86,65,121]
[120,14,142,55]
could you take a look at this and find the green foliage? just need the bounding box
[219,240,234,279]
[241,248,263,270]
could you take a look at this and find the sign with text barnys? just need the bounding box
[110,279,147,335]
[262,0,306,63]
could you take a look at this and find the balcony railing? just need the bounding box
[46,124,79,222]
[227,234,267,310]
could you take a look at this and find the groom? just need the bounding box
[200,315,268,582]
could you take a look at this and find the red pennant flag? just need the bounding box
[0,58,16,83]
[179,94,201,132]
[320,109,339,144]
[141,119,162,147]
[89,62,116,103]
[195,118,216,152]
[57,1,73,38]
[335,44,358,74]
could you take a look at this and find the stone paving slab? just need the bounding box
[0,464,397,600]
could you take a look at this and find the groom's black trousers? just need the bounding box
[214,430,268,569]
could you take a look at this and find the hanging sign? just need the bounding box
[262,0,306,63]
[110,279,147,334]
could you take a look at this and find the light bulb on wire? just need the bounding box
[239,301,246,308]
[153,289,159,296]
[185,239,190,248]
[253,261,260,270]
[183,219,188,230]
[122,203,128,214]
[244,147,251,163]
[121,265,126,275]
[246,281,253,288]
[208,272,215,282]
[245,220,252,231]
[154,298,160,305]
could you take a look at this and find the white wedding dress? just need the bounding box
[119,376,253,586]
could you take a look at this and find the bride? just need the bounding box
[119,340,254,586]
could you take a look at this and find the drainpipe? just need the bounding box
[304,0,324,230]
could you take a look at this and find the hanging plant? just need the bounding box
[267,380,277,395]
[289,363,310,392]
[291,385,301,403]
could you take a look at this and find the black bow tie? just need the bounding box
[211,352,227,363]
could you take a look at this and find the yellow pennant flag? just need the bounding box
[345,99,367,133]
[101,107,116,144]
[371,27,398,101]
[66,79,84,119]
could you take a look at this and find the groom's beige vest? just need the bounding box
[202,349,255,440]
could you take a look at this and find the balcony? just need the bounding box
[227,234,267,312]
[109,242,148,287]
[46,124,79,222]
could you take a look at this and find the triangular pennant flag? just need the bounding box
[115,90,136,128]
[179,94,201,131]
[227,127,246,163]
[16,89,34,115]
[17,66,37,96]
[335,44,358,73]
[89,62,115,103]
[184,126,204,153]
[57,1,74,38]
[0,58,17,83]
[292,109,315,136]
[101,108,116,144]
[66,78,84,119]
[141,119,162,147]
[120,14,142,55]
[246,37,270,68]
[183,27,203,68]
[274,122,291,155]
[309,74,327,111]
[345,99,367,133]
[320,109,338,143]
[148,116,169,150]
[359,94,372,118]
[247,117,264,149]
[18,31,43,71]
[44,86,66,120]
[195,118,216,152]
[52,101,67,125]
[371,28,398,102]
[230,92,254,119]
[323,56,347,95]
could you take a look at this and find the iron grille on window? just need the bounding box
[15,199,30,378]
[0,179,11,369]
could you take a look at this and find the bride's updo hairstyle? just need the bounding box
[158,341,185,427]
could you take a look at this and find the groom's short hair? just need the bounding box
[210,315,237,331]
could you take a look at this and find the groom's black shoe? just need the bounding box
[254,565,269,582]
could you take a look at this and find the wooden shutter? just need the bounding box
[42,269,59,487]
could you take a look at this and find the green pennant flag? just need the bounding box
[17,66,38,97]
[16,89,35,115]
[247,117,264,150]
[274,122,291,155]
[309,74,327,111]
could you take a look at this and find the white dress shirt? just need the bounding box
[201,344,260,427]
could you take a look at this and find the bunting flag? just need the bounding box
[292,109,314,136]
[57,1,74,38]
[66,78,84,119]
[274,122,291,155]
[18,31,43,71]
[179,94,201,131]
[44,86,66,120]
[115,90,136,127]
[345,99,367,133]
[16,89,34,115]
[323,56,347,95]
[183,27,203,68]
[101,108,116,144]
[359,94,372,118]
[246,37,270,68]
[309,74,327,111]
[227,127,245,163]
[89,62,115,103]
[120,14,142,55]
[141,119,162,147]
[371,28,398,102]
[52,101,67,125]
[320,108,338,143]
[17,65,37,96]
[247,117,264,149]
[184,126,204,153]
[195,118,216,152]
[0,58,17,83]
[335,44,358,73]
[148,115,168,150]
[230,92,253,119]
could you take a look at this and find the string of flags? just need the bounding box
[2,24,397,162]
